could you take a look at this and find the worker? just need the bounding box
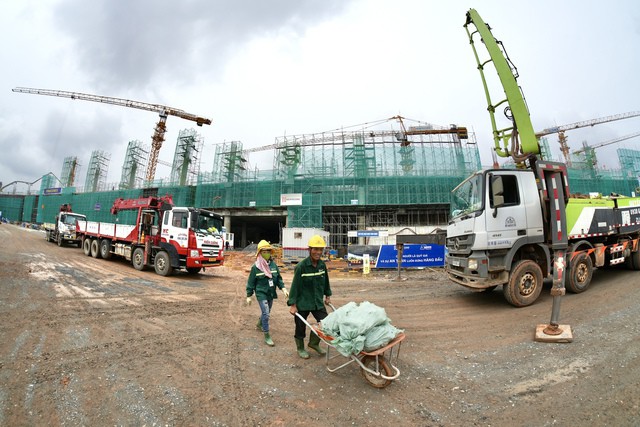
[246,240,289,347]
[287,234,332,359]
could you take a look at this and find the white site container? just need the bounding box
[282,227,329,263]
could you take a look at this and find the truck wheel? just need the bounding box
[186,267,202,274]
[99,239,112,260]
[57,234,64,247]
[566,252,593,293]
[132,247,146,271]
[626,249,640,271]
[83,238,92,256]
[90,239,102,258]
[154,251,173,276]
[503,260,543,307]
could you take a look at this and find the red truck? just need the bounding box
[76,195,225,276]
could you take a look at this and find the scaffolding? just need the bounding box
[84,150,110,193]
[169,129,204,186]
[120,140,148,190]
[60,156,80,188]
[8,119,640,250]
[211,141,249,183]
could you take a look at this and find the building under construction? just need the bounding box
[3,117,640,253]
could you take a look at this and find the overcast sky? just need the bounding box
[2,0,640,191]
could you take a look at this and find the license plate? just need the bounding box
[452,259,461,267]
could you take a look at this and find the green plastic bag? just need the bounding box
[320,301,402,357]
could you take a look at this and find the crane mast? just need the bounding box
[12,87,212,183]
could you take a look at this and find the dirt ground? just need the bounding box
[0,223,638,426]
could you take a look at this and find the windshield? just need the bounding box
[61,213,86,225]
[194,211,223,235]
[450,173,483,219]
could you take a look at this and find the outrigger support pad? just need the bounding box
[535,323,573,343]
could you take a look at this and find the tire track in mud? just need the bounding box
[28,327,210,384]
[220,332,261,426]
[226,272,245,327]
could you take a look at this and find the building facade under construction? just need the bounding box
[3,118,640,253]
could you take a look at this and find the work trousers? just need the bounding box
[294,308,328,340]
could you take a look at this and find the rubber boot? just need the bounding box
[264,332,274,347]
[256,318,264,332]
[295,338,310,359]
[308,333,326,355]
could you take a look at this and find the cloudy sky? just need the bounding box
[2,0,640,191]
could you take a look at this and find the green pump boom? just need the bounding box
[464,9,540,160]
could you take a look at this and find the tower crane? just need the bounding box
[572,131,640,157]
[12,87,212,183]
[242,115,468,154]
[392,115,468,146]
[535,111,640,164]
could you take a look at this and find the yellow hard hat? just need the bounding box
[308,234,327,248]
[256,240,273,256]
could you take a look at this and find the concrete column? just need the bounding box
[357,213,366,245]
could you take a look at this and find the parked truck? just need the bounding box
[44,204,87,247]
[76,195,225,276]
[445,9,640,307]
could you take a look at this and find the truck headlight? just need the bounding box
[190,249,200,258]
[468,259,478,270]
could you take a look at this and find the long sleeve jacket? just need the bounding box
[246,260,285,301]
[287,257,331,311]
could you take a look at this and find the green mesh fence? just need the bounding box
[22,196,37,222]
[7,137,640,228]
[0,195,24,222]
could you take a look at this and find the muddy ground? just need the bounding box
[0,223,638,426]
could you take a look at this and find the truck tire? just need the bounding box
[82,237,91,256]
[132,247,146,271]
[154,251,173,276]
[99,239,112,260]
[626,249,640,271]
[57,234,64,247]
[83,238,92,256]
[503,260,544,307]
[90,239,102,258]
[566,252,593,293]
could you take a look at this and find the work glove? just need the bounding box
[282,287,289,298]
[245,297,252,306]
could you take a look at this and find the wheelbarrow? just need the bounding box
[295,305,406,388]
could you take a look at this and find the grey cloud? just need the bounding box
[52,0,350,93]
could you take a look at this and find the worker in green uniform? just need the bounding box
[288,235,332,359]
[246,240,288,347]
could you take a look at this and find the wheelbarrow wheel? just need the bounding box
[360,355,392,388]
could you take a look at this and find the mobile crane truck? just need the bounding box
[44,204,87,247]
[445,9,640,315]
[76,195,225,276]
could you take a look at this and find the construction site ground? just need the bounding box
[0,223,638,426]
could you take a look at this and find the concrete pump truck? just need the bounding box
[445,9,640,311]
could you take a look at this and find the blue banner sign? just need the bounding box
[374,244,445,268]
[43,187,62,195]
